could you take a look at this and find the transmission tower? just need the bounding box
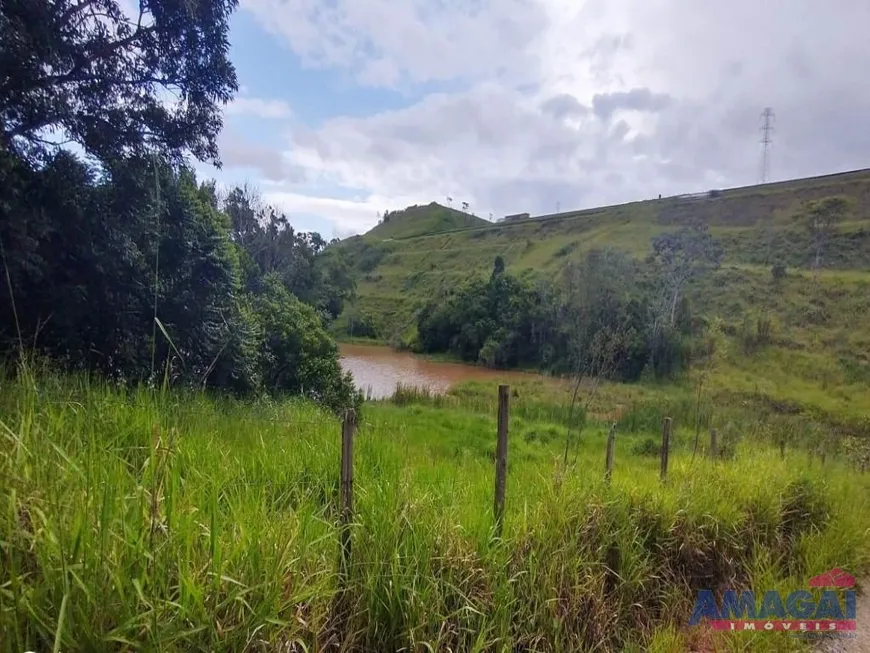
[759,107,775,183]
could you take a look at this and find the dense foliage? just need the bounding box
[224,186,355,319]
[417,250,696,381]
[1,0,237,164]
[0,150,358,410]
[0,0,359,410]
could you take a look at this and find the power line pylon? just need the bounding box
[759,107,775,183]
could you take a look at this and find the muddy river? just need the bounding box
[339,343,541,399]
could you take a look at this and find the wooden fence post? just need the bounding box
[604,422,617,484]
[709,428,718,460]
[779,438,785,460]
[494,385,510,537]
[660,417,672,481]
[340,409,356,575]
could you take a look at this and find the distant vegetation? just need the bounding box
[416,248,694,381]
[333,180,870,433]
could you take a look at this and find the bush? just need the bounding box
[251,275,360,412]
[346,309,379,339]
[771,262,787,282]
[631,437,661,457]
[554,241,577,258]
[739,311,776,353]
[417,251,685,381]
[356,244,387,272]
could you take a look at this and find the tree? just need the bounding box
[0,0,238,163]
[650,221,723,330]
[558,250,641,463]
[250,275,359,412]
[805,196,852,280]
[415,249,659,379]
[0,152,359,410]
[771,261,787,284]
[491,255,505,279]
[222,186,355,318]
[461,201,470,212]
[690,318,726,459]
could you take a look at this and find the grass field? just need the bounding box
[2,368,869,652]
[4,170,870,651]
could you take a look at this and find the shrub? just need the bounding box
[554,241,577,258]
[739,311,776,353]
[251,275,359,412]
[346,309,379,339]
[357,244,387,272]
[631,437,660,457]
[771,262,787,282]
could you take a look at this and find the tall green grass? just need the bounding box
[1,372,869,651]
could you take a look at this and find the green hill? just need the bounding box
[335,169,870,426]
[367,201,489,240]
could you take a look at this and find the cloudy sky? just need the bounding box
[203,0,870,238]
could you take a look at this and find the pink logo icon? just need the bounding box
[809,568,856,588]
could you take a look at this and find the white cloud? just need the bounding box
[223,0,870,236]
[241,0,546,86]
[218,131,306,182]
[225,97,293,119]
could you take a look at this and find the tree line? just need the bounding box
[0,152,358,409]
[0,0,359,410]
[417,222,724,381]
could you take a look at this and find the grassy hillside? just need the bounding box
[3,371,869,651]
[366,202,489,240]
[335,169,870,427]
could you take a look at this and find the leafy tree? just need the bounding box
[804,196,853,279]
[650,221,723,330]
[0,0,362,412]
[491,255,505,279]
[771,261,787,284]
[223,186,355,318]
[0,151,357,410]
[251,274,358,412]
[0,0,238,163]
[145,165,255,390]
[345,307,379,339]
[416,249,665,380]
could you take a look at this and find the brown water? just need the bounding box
[339,343,541,399]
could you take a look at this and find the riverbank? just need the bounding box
[2,371,868,651]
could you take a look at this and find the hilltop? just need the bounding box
[335,168,870,426]
[366,201,489,240]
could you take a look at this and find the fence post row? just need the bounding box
[340,409,356,575]
[660,417,672,481]
[604,422,617,483]
[494,385,510,537]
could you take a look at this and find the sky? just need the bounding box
[200,0,870,239]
